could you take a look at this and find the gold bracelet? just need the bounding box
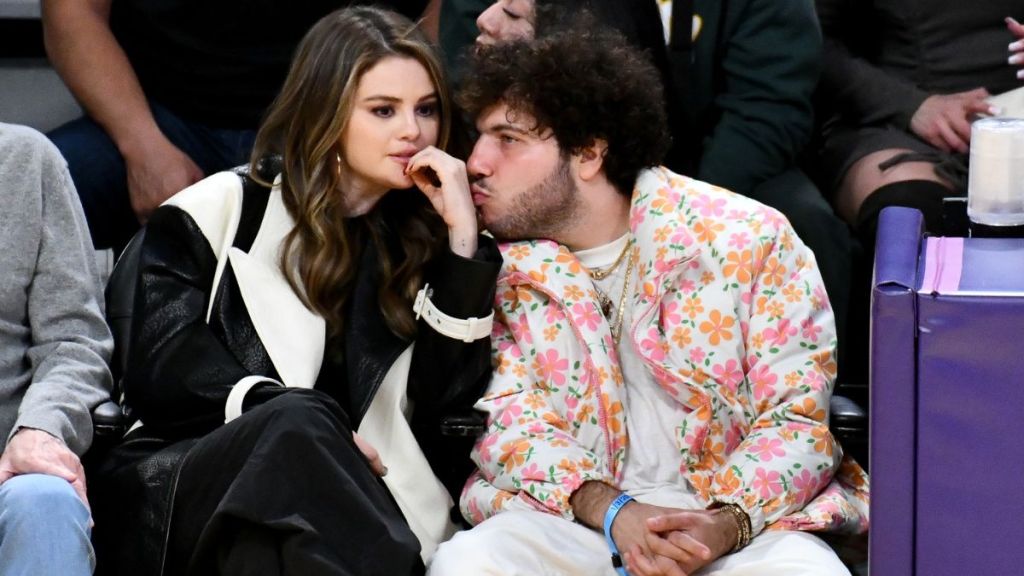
[715,503,752,552]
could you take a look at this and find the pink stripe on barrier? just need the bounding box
[935,237,964,293]
[920,237,964,294]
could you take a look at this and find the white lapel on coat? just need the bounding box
[229,185,325,389]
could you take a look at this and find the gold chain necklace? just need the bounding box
[588,238,632,281]
[609,247,636,346]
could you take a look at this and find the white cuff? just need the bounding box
[413,284,493,342]
[225,376,285,423]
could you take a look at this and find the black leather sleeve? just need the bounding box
[409,235,501,414]
[408,235,502,497]
[122,206,254,437]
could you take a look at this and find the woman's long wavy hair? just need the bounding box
[249,6,453,339]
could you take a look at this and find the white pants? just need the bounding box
[428,509,850,576]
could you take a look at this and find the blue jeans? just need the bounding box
[47,102,257,251]
[0,474,93,576]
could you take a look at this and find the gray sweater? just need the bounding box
[0,123,112,455]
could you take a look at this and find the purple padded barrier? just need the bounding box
[870,207,924,576]
[914,239,1024,576]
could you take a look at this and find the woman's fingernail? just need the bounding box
[990,106,1003,116]
[1017,69,1024,79]
[1012,40,1024,51]
[381,466,389,476]
[1010,54,1024,65]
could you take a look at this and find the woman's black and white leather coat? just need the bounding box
[114,169,500,563]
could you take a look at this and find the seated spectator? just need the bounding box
[89,7,499,574]
[428,27,868,576]
[451,0,854,380]
[814,0,1022,248]
[0,123,113,575]
[42,0,436,251]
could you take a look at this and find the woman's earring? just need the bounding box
[335,151,342,180]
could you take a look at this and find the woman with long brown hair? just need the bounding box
[90,6,500,575]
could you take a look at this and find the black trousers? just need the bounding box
[93,390,423,576]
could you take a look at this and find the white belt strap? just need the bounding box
[224,375,285,423]
[413,284,493,342]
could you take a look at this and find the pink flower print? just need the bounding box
[751,438,786,462]
[692,194,728,218]
[752,467,783,499]
[811,285,830,311]
[521,463,546,481]
[527,421,546,435]
[689,346,706,364]
[475,432,498,464]
[764,318,797,347]
[756,206,786,229]
[671,228,696,248]
[465,496,485,525]
[749,364,778,400]
[572,301,602,332]
[630,209,646,229]
[661,300,682,325]
[565,394,579,410]
[711,359,744,392]
[728,231,751,250]
[534,349,569,386]
[498,404,523,428]
[725,424,744,452]
[545,302,564,324]
[679,279,697,292]
[800,317,822,341]
[509,315,533,345]
[802,370,826,392]
[791,469,819,504]
[640,328,668,362]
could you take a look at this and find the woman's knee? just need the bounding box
[837,149,950,222]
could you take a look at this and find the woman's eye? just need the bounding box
[416,103,438,117]
[372,106,395,118]
[500,134,519,144]
[503,8,521,20]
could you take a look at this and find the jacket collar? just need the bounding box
[228,180,325,390]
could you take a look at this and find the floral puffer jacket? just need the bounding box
[461,167,869,535]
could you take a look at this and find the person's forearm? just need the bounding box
[42,0,163,157]
[570,480,623,529]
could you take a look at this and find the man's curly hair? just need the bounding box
[458,24,670,196]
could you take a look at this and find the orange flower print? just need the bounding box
[557,458,579,474]
[543,325,559,342]
[694,218,725,243]
[782,283,803,303]
[554,249,583,274]
[563,285,584,301]
[654,225,672,243]
[682,296,705,319]
[690,473,713,501]
[672,326,692,348]
[715,466,741,493]
[508,245,530,260]
[701,271,716,285]
[699,309,735,346]
[811,426,834,456]
[793,397,826,422]
[498,438,532,472]
[812,351,838,379]
[524,392,547,411]
[723,249,753,283]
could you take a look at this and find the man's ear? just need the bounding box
[574,139,608,182]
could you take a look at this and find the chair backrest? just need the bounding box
[104,228,146,405]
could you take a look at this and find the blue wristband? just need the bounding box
[602,493,635,575]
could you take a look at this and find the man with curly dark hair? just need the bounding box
[427,27,868,576]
